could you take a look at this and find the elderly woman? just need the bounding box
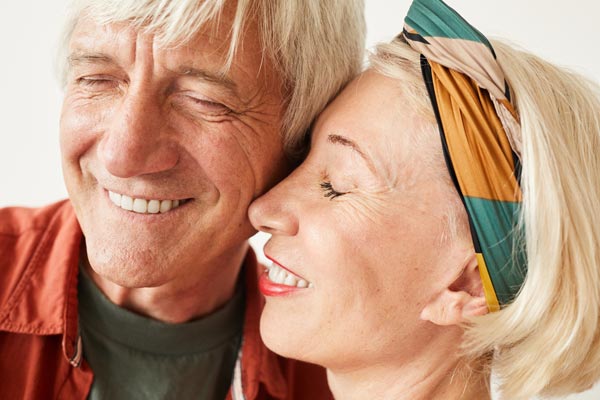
[248,0,600,399]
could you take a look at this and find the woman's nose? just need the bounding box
[249,179,299,237]
[99,87,179,178]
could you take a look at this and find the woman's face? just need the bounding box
[249,71,471,370]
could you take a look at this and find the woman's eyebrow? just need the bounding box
[327,134,379,177]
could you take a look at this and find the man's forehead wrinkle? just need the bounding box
[69,19,138,64]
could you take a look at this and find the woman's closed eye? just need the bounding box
[320,181,347,200]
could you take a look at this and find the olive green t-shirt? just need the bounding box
[78,266,244,400]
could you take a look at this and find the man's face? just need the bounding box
[60,11,290,288]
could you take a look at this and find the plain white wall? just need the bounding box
[1,1,599,398]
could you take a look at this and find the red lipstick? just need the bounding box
[259,254,311,297]
[259,271,303,296]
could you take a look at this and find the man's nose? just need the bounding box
[99,85,179,178]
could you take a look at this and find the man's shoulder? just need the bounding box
[0,199,73,237]
[0,200,78,270]
[0,200,81,316]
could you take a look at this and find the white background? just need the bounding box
[1,1,599,398]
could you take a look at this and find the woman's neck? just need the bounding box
[326,352,490,400]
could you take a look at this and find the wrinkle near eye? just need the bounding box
[235,87,283,123]
[334,187,446,230]
[226,117,282,197]
[333,191,394,226]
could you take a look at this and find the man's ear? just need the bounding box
[420,253,489,326]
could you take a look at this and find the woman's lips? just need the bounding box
[259,255,313,296]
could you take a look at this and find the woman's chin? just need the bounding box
[259,309,316,363]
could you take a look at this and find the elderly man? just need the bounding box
[0,1,365,399]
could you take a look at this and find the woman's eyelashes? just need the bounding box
[320,181,347,200]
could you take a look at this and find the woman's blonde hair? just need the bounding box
[57,0,366,158]
[371,38,600,399]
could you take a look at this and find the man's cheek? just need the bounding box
[60,101,107,157]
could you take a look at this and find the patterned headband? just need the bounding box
[402,0,526,311]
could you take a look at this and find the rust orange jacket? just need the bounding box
[0,200,331,400]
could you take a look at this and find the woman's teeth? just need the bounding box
[108,190,184,214]
[267,263,313,288]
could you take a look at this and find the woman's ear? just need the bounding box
[420,253,489,326]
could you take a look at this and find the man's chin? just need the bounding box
[83,243,177,289]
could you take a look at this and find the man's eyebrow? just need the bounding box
[67,51,116,67]
[177,66,238,94]
[327,134,378,176]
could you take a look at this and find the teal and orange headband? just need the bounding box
[402,0,526,311]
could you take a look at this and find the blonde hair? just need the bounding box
[371,38,600,399]
[57,0,366,158]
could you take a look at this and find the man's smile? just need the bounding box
[107,189,191,214]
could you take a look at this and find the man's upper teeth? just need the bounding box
[108,191,182,214]
[268,263,312,288]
